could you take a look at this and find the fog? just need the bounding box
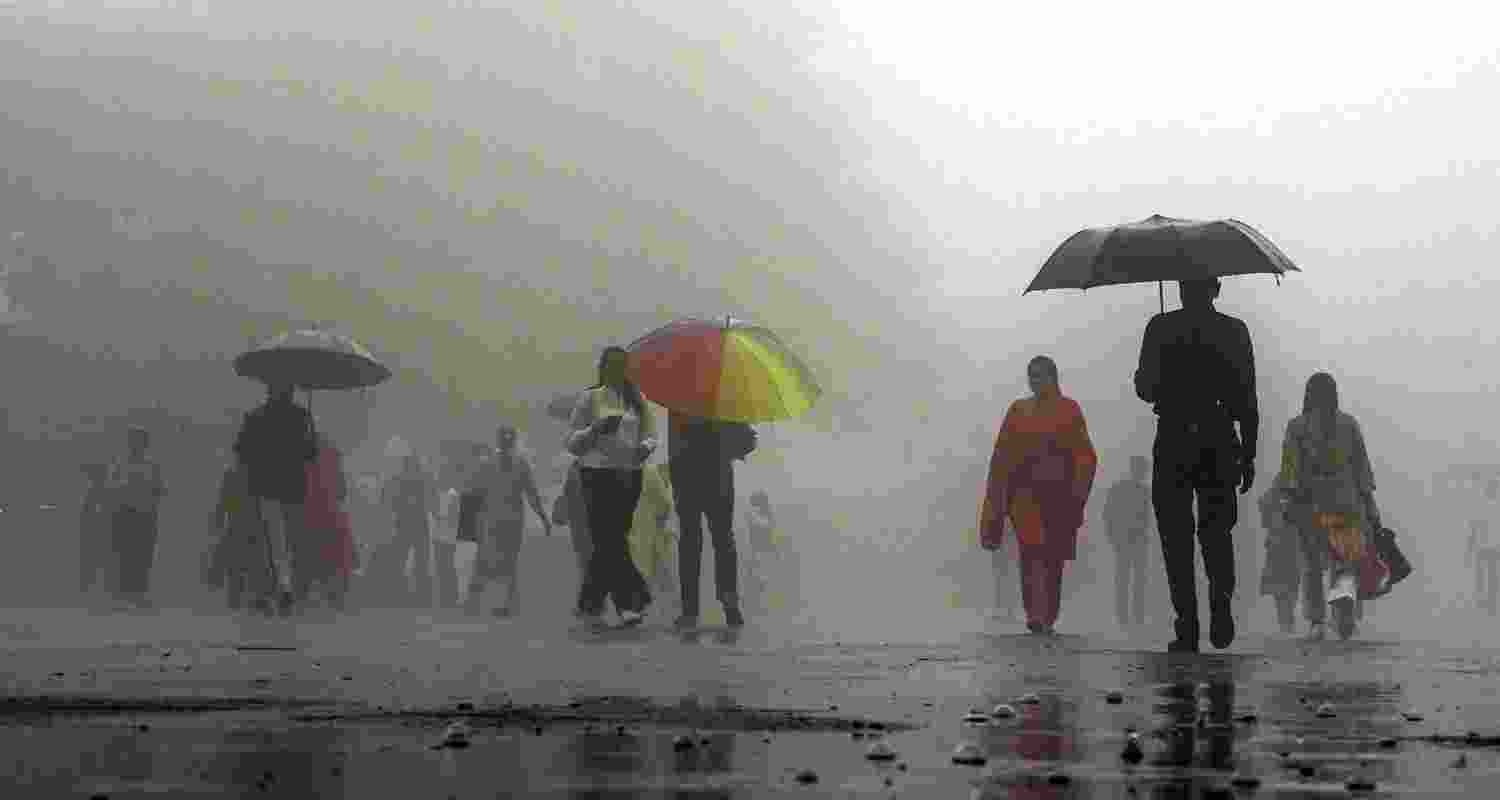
[1,1,1498,644]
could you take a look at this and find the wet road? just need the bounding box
[4,607,1500,797]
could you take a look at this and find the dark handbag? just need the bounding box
[721,423,758,461]
[1374,526,1412,586]
[457,489,486,543]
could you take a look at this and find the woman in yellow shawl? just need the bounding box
[979,356,1098,635]
[629,463,676,612]
[1276,372,1380,641]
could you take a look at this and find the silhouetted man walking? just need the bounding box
[1135,278,1257,652]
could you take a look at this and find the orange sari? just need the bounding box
[979,391,1098,561]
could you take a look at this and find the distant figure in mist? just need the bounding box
[1276,372,1382,641]
[77,463,113,599]
[1466,480,1500,614]
[1103,455,1153,629]
[744,489,782,614]
[381,452,437,607]
[206,453,278,614]
[1135,277,1258,653]
[301,433,356,611]
[1258,484,1300,633]
[464,425,550,617]
[979,356,1098,636]
[106,426,167,610]
[233,382,319,615]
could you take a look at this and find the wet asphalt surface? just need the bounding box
[4,607,1500,798]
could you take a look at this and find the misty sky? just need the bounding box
[4,4,1499,530]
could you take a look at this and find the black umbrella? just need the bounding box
[234,329,391,391]
[1025,214,1300,312]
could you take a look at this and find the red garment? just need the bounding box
[305,445,356,578]
[979,390,1098,561]
[1018,550,1064,627]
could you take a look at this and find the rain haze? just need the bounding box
[3,2,1500,795]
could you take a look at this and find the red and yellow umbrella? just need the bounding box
[626,317,822,423]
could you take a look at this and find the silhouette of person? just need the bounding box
[1134,277,1257,652]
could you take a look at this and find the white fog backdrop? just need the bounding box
[1,1,1497,644]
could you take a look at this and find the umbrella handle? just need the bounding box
[1158,281,1164,314]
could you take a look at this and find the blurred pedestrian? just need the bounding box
[744,489,784,614]
[1103,455,1153,628]
[567,346,657,629]
[667,409,757,629]
[1134,277,1258,652]
[979,356,1098,635]
[106,426,167,610]
[233,382,319,615]
[433,483,462,609]
[1234,490,1260,631]
[381,452,436,607]
[1276,372,1381,641]
[1258,484,1300,633]
[207,456,277,614]
[1466,480,1500,614]
[77,463,113,598]
[302,433,356,611]
[465,425,550,617]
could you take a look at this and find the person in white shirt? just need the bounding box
[565,347,658,629]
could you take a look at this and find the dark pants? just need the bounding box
[1153,418,1240,643]
[433,540,458,608]
[577,468,650,617]
[111,508,159,604]
[1111,534,1148,627]
[670,460,739,618]
[79,509,112,595]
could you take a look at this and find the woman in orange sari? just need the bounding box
[979,356,1098,634]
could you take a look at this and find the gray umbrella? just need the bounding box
[1025,214,1301,312]
[234,329,391,391]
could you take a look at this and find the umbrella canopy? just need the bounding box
[1025,215,1300,302]
[234,329,391,391]
[626,316,822,423]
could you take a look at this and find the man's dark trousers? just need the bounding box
[671,459,738,618]
[1153,416,1240,643]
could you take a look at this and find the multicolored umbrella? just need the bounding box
[626,316,822,423]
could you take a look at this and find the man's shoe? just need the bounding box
[725,607,745,628]
[1305,622,1326,642]
[1026,622,1046,635]
[619,610,644,628]
[1167,638,1199,653]
[673,615,698,630]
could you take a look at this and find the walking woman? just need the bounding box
[566,346,658,629]
[207,455,278,614]
[1276,372,1381,641]
[978,356,1097,635]
[107,426,168,610]
[303,433,357,612]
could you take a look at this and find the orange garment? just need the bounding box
[305,445,356,578]
[978,390,1098,561]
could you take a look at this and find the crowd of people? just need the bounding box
[73,348,789,631]
[980,278,1412,652]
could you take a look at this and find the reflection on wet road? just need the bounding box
[4,610,1500,797]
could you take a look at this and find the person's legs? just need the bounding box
[577,469,621,618]
[704,466,741,620]
[409,527,431,606]
[1128,542,1148,627]
[1044,557,1065,628]
[1018,549,1041,627]
[1298,508,1328,626]
[1274,592,1296,632]
[1196,481,1239,648]
[672,466,705,621]
[1111,540,1130,628]
[433,541,458,609]
[1153,430,1201,646]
